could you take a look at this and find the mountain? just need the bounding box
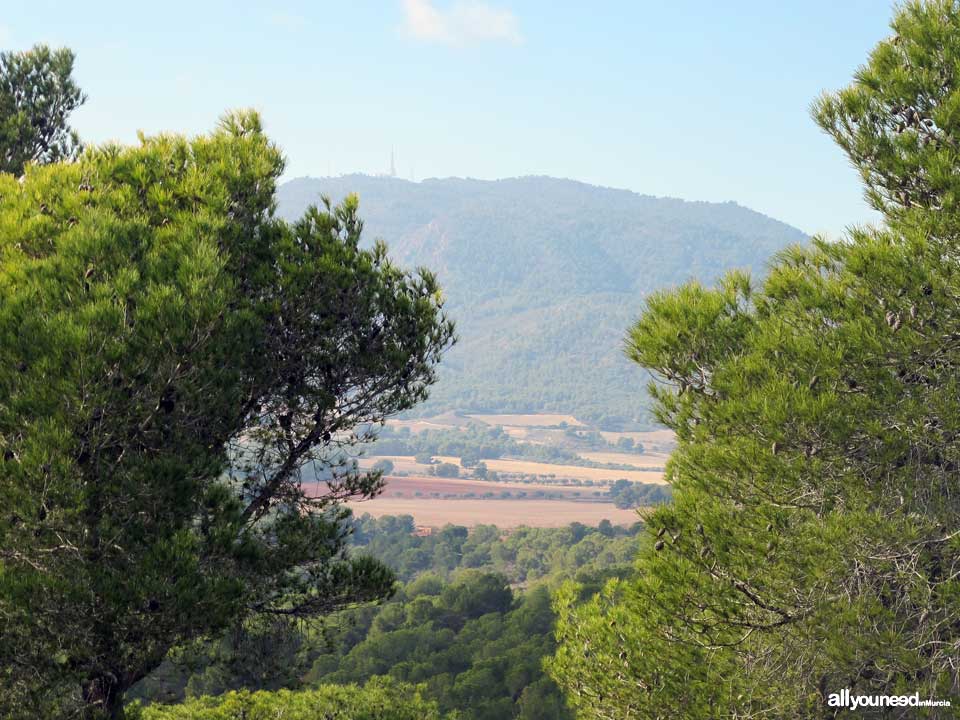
[277,175,808,429]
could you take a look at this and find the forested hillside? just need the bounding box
[277,176,807,428]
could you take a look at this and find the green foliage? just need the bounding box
[550,4,960,717]
[0,115,454,718]
[814,0,960,238]
[0,44,85,175]
[300,523,638,720]
[348,515,640,584]
[607,479,670,509]
[133,519,639,718]
[309,577,555,720]
[278,175,807,429]
[138,678,440,719]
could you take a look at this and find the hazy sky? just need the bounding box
[4,1,896,236]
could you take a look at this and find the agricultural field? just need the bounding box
[346,497,642,528]
[358,454,667,485]
[357,455,434,475]
[356,412,674,527]
[367,475,605,500]
[386,411,468,433]
[599,428,676,450]
[576,450,671,467]
[432,455,666,485]
[467,413,585,427]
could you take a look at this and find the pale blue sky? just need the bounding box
[4,1,895,235]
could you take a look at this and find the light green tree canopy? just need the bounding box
[550,2,960,717]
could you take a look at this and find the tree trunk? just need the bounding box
[81,673,124,720]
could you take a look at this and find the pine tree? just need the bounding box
[549,2,960,717]
[0,44,86,175]
[0,112,454,718]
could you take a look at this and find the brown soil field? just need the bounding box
[467,413,585,427]
[346,497,642,528]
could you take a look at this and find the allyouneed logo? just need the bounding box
[827,689,951,710]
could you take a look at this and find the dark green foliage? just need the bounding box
[550,4,960,717]
[348,515,640,585]
[0,114,453,718]
[299,521,639,720]
[311,578,557,720]
[0,44,85,175]
[432,462,460,478]
[278,175,807,428]
[607,479,670,508]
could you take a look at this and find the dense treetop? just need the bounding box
[138,679,441,720]
[0,44,85,175]
[0,113,454,718]
[550,2,960,717]
[131,517,640,720]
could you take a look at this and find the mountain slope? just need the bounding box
[277,175,807,428]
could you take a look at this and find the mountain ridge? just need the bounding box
[277,175,807,428]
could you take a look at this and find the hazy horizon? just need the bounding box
[4,0,892,238]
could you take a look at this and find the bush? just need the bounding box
[434,462,460,478]
[372,459,395,475]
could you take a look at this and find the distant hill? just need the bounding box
[277,175,807,429]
